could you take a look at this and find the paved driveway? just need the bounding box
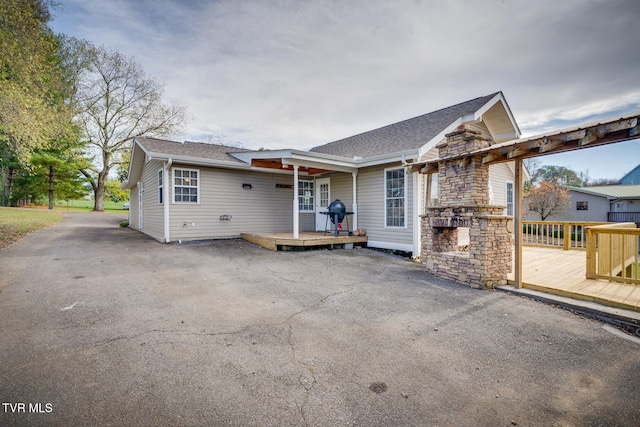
[1,212,639,426]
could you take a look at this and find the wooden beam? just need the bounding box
[506,146,530,159]
[419,163,438,174]
[481,152,501,164]
[559,129,586,142]
[539,137,566,153]
[514,159,523,289]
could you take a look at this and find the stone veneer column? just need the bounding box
[420,126,513,289]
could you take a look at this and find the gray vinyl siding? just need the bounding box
[324,172,354,210]
[168,165,302,241]
[357,163,414,251]
[523,191,609,222]
[488,162,516,214]
[129,186,139,229]
[139,160,165,241]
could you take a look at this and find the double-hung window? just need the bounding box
[385,168,406,227]
[298,180,314,212]
[173,168,199,203]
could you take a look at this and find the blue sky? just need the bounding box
[50,0,640,181]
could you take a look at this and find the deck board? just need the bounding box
[509,246,640,312]
[241,232,367,252]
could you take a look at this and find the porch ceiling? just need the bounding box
[251,158,331,175]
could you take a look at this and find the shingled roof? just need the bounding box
[136,137,252,164]
[310,92,500,158]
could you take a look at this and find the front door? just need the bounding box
[315,178,330,231]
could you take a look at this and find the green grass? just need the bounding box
[0,208,64,250]
[54,199,129,213]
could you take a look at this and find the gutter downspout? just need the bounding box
[293,165,299,239]
[412,171,420,259]
[164,158,172,243]
[352,172,358,230]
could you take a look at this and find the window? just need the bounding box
[298,180,314,212]
[385,168,406,227]
[506,181,514,216]
[173,168,199,203]
[576,201,588,211]
[158,169,163,204]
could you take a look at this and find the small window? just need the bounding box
[576,201,588,211]
[506,181,514,216]
[158,169,163,204]
[385,168,406,227]
[298,181,314,212]
[173,168,199,204]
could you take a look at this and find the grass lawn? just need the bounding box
[0,208,64,250]
[54,199,129,213]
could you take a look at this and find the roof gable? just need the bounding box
[620,164,640,185]
[309,92,515,159]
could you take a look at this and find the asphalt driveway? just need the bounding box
[1,212,639,426]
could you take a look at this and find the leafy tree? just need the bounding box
[9,143,88,208]
[0,0,74,160]
[529,165,583,187]
[525,181,571,221]
[586,178,620,187]
[73,44,188,211]
[105,179,128,203]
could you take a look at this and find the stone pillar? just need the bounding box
[420,126,513,289]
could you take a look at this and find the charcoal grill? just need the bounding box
[320,199,353,237]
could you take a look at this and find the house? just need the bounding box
[562,185,640,225]
[620,164,640,185]
[123,92,521,257]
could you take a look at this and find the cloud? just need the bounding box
[52,0,640,150]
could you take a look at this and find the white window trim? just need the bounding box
[384,167,407,229]
[298,179,315,213]
[506,180,514,216]
[172,167,200,205]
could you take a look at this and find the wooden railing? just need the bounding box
[586,223,640,284]
[522,221,610,250]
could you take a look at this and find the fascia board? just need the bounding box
[146,152,252,170]
[229,149,293,163]
[417,118,464,159]
[283,158,357,173]
[356,149,419,168]
[122,139,146,189]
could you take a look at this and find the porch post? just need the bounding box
[514,159,523,289]
[293,165,299,239]
[352,172,358,230]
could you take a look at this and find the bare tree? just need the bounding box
[75,44,187,211]
[525,181,571,221]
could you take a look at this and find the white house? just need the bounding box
[123,92,521,257]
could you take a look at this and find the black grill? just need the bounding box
[327,199,346,224]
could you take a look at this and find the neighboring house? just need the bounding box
[620,164,640,185]
[557,185,640,225]
[123,92,521,257]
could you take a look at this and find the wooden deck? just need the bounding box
[241,232,367,252]
[509,247,640,312]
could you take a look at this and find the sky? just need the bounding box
[49,0,640,181]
